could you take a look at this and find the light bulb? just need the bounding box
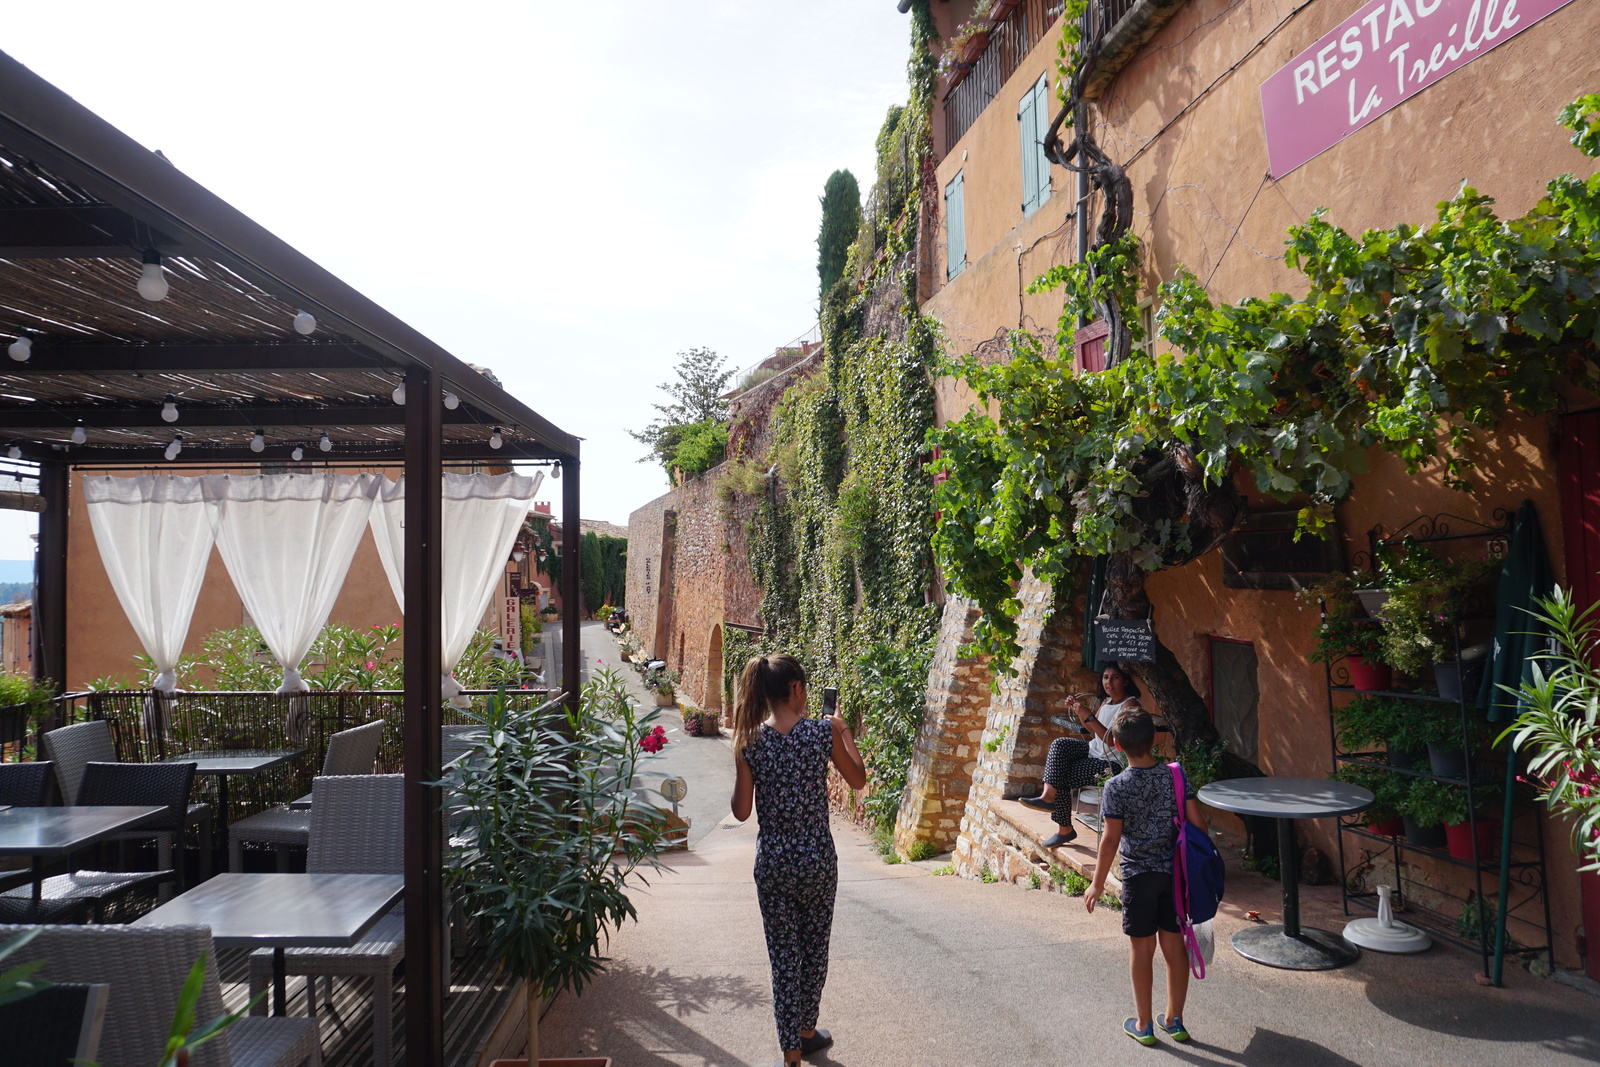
[70,425,86,445]
[319,432,332,453]
[7,336,30,362]
[250,430,265,453]
[137,249,169,301]
[160,397,179,423]
[169,435,182,457]
[443,391,459,410]
[552,461,561,479]
[291,445,305,461]
[293,310,317,335]
[6,444,20,460]
[489,427,503,450]
[512,547,526,563]
[392,381,406,405]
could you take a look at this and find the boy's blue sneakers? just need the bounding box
[1157,1013,1190,1041]
[1124,1018,1157,1046]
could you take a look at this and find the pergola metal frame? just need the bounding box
[0,49,580,1064]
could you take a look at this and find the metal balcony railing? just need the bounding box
[943,0,1067,150]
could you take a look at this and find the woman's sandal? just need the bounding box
[1042,830,1077,847]
[1018,795,1053,811]
[799,1029,833,1055]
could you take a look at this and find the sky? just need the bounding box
[0,1,915,560]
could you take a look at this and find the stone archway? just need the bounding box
[706,624,724,711]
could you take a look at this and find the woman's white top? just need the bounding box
[1089,698,1134,761]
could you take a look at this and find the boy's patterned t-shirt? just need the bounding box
[1100,763,1196,878]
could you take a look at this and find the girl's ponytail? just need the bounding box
[733,653,807,754]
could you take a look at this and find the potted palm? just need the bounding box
[440,671,668,1067]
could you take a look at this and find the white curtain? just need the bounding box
[369,472,542,703]
[82,475,217,695]
[204,474,380,723]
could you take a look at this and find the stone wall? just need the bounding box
[893,597,988,855]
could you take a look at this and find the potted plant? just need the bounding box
[1330,764,1407,836]
[1375,544,1499,679]
[1435,771,1503,862]
[680,706,702,737]
[439,672,667,1067]
[645,666,680,708]
[1400,777,1457,850]
[699,708,720,736]
[1306,574,1391,690]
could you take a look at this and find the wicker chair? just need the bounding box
[79,759,197,901]
[41,719,213,881]
[0,759,55,806]
[0,923,321,1067]
[249,774,404,1067]
[0,981,108,1066]
[227,720,386,873]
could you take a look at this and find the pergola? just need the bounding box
[0,49,581,1063]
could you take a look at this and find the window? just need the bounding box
[1136,298,1157,360]
[1074,319,1109,373]
[1209,638,1259,764]
[944,171,966,280]
[1018,75,1052,217]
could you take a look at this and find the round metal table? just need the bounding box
[1197,776,1374,970]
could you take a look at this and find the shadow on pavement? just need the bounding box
[542,961,766,1066]
[1361,971,1600,1061]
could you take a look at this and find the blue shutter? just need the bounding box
[945,171,966,279]
[1018,83,1040,217]
[1033,76,1053,209]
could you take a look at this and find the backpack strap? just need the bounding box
[1169,761,1190,918]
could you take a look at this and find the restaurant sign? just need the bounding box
[1260,0,1577,177]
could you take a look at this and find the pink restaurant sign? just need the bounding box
[1260,0,1578,177]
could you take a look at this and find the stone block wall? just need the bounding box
[952,571,1098,882]
[893,597,989,855]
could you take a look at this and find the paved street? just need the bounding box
[536,641,1600,1067]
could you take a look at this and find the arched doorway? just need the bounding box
[706,624,724,711]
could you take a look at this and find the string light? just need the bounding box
[391,381,406,405]
[489,427,503,450]
[137,249,169,301]
[70,424,86,445]
[443,391,460,410]
[7,335,30,362]
[291,444,305,461]
[160,396,179,423]
[6,444,20,460]
[552,460,561,479]
[293,310,317,335]
[164,434,183,460]
[318,432,332,453]
[250,429,266,453]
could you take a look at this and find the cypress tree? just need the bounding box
[817,169,861,305]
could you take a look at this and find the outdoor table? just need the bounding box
[0,805,164,915]
[163,749,306,853]
[135,871,402,1016]
[1197,776,1374,970]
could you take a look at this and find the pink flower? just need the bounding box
[365,661,376,671]
[640,731,667,754]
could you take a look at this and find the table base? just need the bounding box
[1231,924,1360,970]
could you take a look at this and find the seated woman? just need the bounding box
[1017,664,1142,847]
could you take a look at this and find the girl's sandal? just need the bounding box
[1157,1013,1190,1042]
[1124,1017,1158,1046]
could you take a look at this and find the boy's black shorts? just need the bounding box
[1121,870,1179,938]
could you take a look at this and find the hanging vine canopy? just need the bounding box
[931,95,1600,667]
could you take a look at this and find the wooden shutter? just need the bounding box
[1018,80,1040,216]
[1033,76,1052,210]
[945,171,966,279]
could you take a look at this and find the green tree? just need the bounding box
[817,169,861,305]
[628,348,735,478]
[669,419,729,479]
[581,531,604,617]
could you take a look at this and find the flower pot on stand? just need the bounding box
[1346,656,1392,692]
[1444,819,1498,862]
[1427,742,1468,779]
[1366,817,1404,837]
[1402,817,1448,850]
[1386,739,1425,770]
[1355,589,1392,616]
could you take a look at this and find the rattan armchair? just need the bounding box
[248,774,404,1067]
[0,981,108,1066]
[227,719,386,873]
[41,719,214,881]
[0,759,55,806]
[0,923,321,1067]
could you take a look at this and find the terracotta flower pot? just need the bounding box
[1346,656,1392,692]
[1445,819,1498,862]
[1366,817,1403,837]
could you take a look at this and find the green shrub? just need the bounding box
[857,640,935,832]
[931,863,954,876]
[906,840,937,863]
[1050,867,1090,895]
[1097,893,1122,911]
[1028,870,1042,890]
[670,419,729,479]
[979,862,998,883]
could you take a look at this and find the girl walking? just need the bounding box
[730,654,868,1067]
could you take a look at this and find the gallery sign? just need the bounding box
[1260,0,1578,177]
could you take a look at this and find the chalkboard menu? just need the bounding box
[1093,618,1157,663]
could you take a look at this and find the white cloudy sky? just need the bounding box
[0,1,913,561]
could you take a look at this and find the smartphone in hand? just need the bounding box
[822,686,838,715]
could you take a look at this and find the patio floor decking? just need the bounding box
[214,941,517,1067]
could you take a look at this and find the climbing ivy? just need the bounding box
[930,93,1600,668]
[731,6,943,828]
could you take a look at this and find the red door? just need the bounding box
[1558,410,1600,981]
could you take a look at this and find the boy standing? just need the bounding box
[1085,706,1208,1046]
